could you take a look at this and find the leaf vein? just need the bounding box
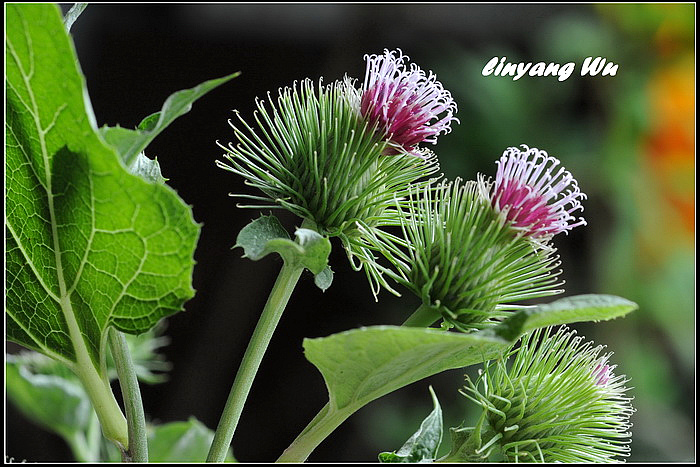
[5,221,62,303]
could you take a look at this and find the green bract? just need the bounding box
[234,214,332,283]
[360,179,563,329]
[217,78,439,291]
[451,326,634,463]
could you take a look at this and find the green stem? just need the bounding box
[58,292,127,450]
[402,303,441,327]
[276,403,353,463]
[277,303,439,462]
[109,328,148,462]
[72,349,128,451]
[207,261,304,462]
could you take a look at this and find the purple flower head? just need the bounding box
[593,363,612,386]
[360,49,458,156]
[488,145,587,239]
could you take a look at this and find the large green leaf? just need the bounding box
[6,1,199,366]
[279,327,506,461]
[5,5,204,445]
[305,294,636,413]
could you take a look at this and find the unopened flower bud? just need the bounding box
[459,326,634,462]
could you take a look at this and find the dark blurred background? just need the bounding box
[7,3,694,462]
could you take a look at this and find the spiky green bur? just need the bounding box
[217,79,438,281]
[360,179,563,329]
[458,326,634,463]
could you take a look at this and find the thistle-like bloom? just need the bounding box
[217,78,439,283]
[361,49,459,156]
[482,145,587,239]
[458,326,634,463]
[359,179,563,327]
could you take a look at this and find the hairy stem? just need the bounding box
[108,328,148,462]
[207,261,304,462]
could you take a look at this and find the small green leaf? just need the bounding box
[137,112,161,132]
[235,216,331,273]
[235,215,291,261]
[99,72,240,167]
[378,452,403,462]
[314,266,334,292]
[148,418,236,462]
[379,386,443,463]
[493,294,638,341]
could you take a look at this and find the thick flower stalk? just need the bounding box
[453,326,634,463]
[481,145,587,240]
[359,179,563,330]
[361,49,459,156]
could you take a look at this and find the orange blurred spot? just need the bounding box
[644,54,695,237]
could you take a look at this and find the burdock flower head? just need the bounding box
[480,145,587,241]
[359,179,563,328]
[361,49,459,156]
[454,326,634,463]
[217,63,450,278]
